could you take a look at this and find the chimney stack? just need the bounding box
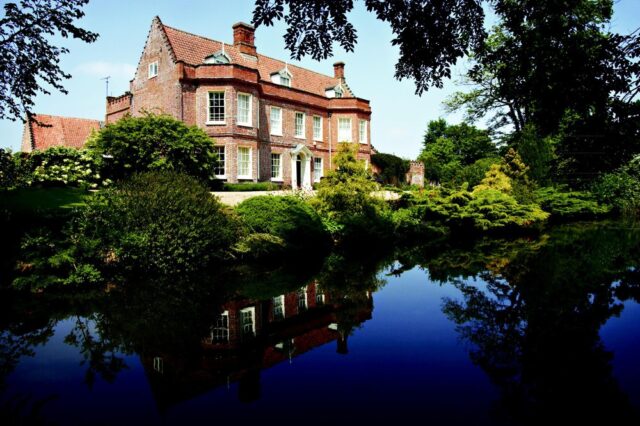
[233,22,256,56]
[333,61,345,79]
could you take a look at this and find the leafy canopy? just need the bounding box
[0,0,98,121]
[87,113,219,186]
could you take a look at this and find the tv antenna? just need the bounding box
[101,76,111,97]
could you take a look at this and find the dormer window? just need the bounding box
[325,84,344,98]
[271,69,292,87]
[204,51,230,64]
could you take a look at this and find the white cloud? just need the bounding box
[74,61,136,79]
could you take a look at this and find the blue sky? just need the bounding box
[1,0,638,158]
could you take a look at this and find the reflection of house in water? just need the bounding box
[141,281,373,408]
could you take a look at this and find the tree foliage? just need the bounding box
[252,0,486,93]
[370,153,410,186]
[86,114,220,186]
[0,0,98,121]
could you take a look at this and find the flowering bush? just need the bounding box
[23,147,110,188]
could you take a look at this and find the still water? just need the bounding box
[2,221,640,424]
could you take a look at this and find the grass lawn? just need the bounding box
[0,187,90,215]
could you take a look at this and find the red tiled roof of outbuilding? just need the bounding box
[25,114,102,151]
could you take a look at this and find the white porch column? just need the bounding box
[290,153,298,188]
[303,156,312,189]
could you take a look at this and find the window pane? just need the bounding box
[273,295,285,320]
[238,93,250,125]
[313,157,322,182]
[338,118,351,142]
[359,120,367,143]
[208,92,225,122]
[214,146,225,176]
[270,107,282,134]
[238,147,250,177]
[295,112,305,138]
[271,153,281,179]
[281,75,290,87]
[313,116,322,140]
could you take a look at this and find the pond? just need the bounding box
[1,221,640,424]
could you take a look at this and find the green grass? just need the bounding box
[0,187,90,215]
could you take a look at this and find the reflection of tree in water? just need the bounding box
[429,222,640,424]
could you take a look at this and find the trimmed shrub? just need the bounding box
[371,153,410,186]
[236,195,330,256]
[222,182,282,191]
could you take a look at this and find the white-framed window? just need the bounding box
[240,307,256,336]
[313,157,323,183]
[316,291,325,305]
[338,117,352,142]
[270,106,282,135]
[238,147,252,179]
[359,120,367,144]
[295,112,305,138]
[273,295,285,320]
[237,92,252,126]
[213,146,226,178]
[207,91,225,124]
[148,61,158,78]
[271,153,282,180]
[210,310,229,343]
[297,286,308,311]
[335,86,343,98]
[313,116,323,141]
[153,357,163,373]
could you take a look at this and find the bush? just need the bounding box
[18,147,107,188]
[534,187,611,219]
[0,148,18,189]
[222,182,282,191]
[235,195,329,256]
[86,113,219,187]
[75,171,239,276]
[371,153,410,186]
[457,157,501,187]
[592,156,640,215]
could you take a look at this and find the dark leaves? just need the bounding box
[0,0,98,121]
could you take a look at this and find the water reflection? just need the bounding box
[1,221,640,424]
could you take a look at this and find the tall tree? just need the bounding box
[0,0,98,122]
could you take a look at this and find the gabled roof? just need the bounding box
[159,20,353,98]
[25,114,102,151]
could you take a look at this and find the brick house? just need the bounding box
[107,17,373,188]
[21,114,102,153]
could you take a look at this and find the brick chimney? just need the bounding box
[233,22,256,56]
[333,61,345,79]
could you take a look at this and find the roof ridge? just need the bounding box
[161,22,340,83]
[32,114,102,122]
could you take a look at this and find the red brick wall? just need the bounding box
[130,20,181,118]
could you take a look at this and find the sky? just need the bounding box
[1,0,639,158]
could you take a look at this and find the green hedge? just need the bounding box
[222,182,282,192]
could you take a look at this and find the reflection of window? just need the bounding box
[153,357,163,373]
[313,157,323,183]
[213,146,225,177]
[313,116,322,141]
[273,295,285,320]
[316,291,325,305]
[271,153,282,180]
[295,112,305,138]
[338,118,351,142]
[237,93,252,126]
[210,310,229,342]
[297,287,308,311]
[238,147,251,178]
[240,307,255,336]
[208,92,225,123]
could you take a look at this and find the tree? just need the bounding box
[0,0,98,121]
[370,153,410,186]
[252,0,486,94]
[86,113,220,186]
[418,119,497,183]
